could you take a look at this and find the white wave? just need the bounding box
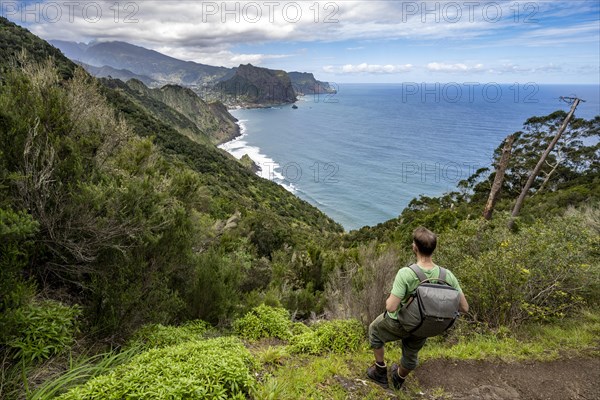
[218,120,296,193]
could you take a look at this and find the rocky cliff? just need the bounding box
[289,72,337,95]
[216,64,297,105]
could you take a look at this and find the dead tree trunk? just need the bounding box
[508,98,581,229]
[483,134,515,220]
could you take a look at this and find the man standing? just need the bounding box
[366,227,469,389]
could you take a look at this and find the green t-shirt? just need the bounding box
[387,264,463,320]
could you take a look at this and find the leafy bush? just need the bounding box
[289,319,365,355]
[186,250,243,325]
[128,320,212,350]
[233,304,292,340]
[437,209,600,327]
[57,337,255,400]
[291,322,311,336]
[0,208,38,344]
[5,300,80,362]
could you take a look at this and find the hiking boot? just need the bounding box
[367,363,388,388]
[391,363,407,390]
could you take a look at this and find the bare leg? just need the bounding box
[397,364,410,378]
[373,347,385,364]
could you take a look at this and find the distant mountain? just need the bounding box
[49,39,335,106]
[49,40,233,87]
[289,72,337,95]
[49,39,88,60]
[216,64,297,105]
[79,62,158,87]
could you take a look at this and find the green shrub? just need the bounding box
[291,322,311,336]
[57,337,255,400]
[6,300,80,362]
[437,209,600,327]
[187,250,243,325]
[128,320,212,350]
[289,319,365,355]
[233,304,292,340]
[0,208,38,344]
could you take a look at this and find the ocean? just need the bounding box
[220,84,600,231]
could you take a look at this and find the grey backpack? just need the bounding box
[398,264,461,338]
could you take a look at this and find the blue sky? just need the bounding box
[4,1,600,83]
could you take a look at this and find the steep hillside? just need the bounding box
[217,64,297,105]
[0,17,343,342]
[50,39,233,86]
[122,79,239,144]
[0,17,74,78]
[98,76,337,229]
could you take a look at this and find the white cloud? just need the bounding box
[488,63,563,74]
[24,1,596,53]
[8,0,598,81]
[13,0,598,49]
[326,63,413,74]
[153,47,291,68]
[427,62,485,72]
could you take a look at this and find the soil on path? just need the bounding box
[414,357,600,400]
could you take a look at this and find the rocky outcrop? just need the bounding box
[289,72,337,95]
[240,154,261,173]
[216,64,297,105]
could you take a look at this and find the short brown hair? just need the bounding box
[413,227,437,256]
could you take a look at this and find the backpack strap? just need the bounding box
[408,264,427,282]
[438,267,447,283]
[408,264,447,284]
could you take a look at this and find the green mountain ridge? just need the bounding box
[122,78,240,145]
[49,40,336,105]
[78,62,158,87]
[49,39,233,87]
[0,17,75,78]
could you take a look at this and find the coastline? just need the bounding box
[216,123,241,146]
[216,101,297,146]
[218,113,297,194]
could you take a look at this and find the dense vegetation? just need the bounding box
[1,17,598,399]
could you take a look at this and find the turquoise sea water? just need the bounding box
[220,84,600,231]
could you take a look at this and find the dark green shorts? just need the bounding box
[368,312,427,370]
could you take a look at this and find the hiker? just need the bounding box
[367,227,469,389]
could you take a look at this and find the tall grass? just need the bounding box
[28,346,141,400]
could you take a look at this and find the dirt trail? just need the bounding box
[414,358,600,400]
